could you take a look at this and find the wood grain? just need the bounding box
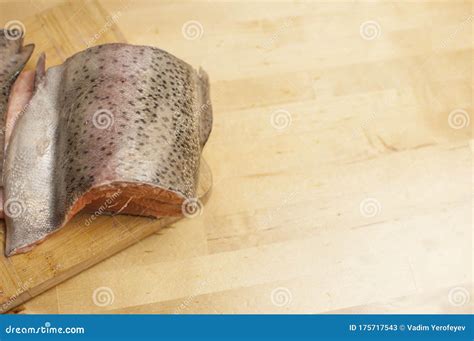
[1,0,472,314]
[0,158,211,314]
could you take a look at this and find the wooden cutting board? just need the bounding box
[0,0,212,313]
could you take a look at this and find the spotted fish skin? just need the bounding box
[4,43,212,256]
[0,30,34,185]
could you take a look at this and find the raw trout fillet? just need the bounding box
[4,43,212,256]
[0,30,34,188]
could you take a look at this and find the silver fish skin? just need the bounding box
[0,30,34,186]
[4,43,212,256]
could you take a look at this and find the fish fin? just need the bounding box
[21,43,35,60]
[35,52,46,87]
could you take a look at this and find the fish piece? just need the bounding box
[0,29,34,219]
[0,30,34,186]
[4,43,212,256]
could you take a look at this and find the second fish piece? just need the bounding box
[0,29,34,213]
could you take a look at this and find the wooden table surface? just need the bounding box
[1,0,472,314]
